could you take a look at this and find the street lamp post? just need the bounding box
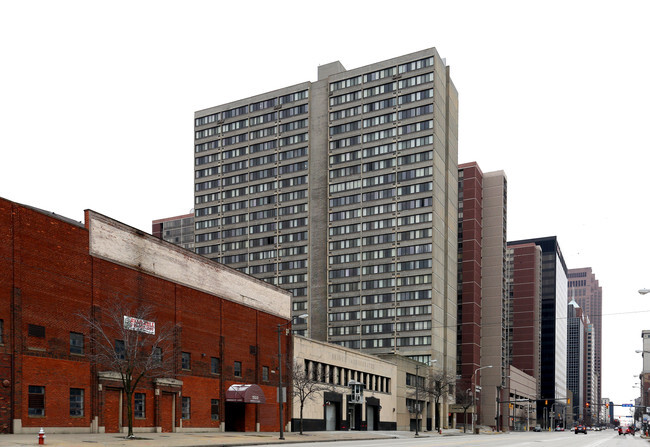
[414,359,437,436]
[471,365,493,434]
[277,313,308,440]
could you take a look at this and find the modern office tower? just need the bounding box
[192,49,459,370]
[507,237,568,426]
[152,213,195,251]
[567,267,602,416]
[567,300,586,423]
[457,162,508,427]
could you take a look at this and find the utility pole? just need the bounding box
[415,363,420,436]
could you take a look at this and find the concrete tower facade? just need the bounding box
[192,49,459,374]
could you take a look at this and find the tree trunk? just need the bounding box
[125,389,134,438]
[300,402,304,434]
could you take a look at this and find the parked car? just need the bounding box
[555,425,565,431]
[575,425,587,434]
[533,425,542,432]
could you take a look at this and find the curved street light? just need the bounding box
[639,289,650,295]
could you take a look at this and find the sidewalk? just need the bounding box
[0,429,465,447]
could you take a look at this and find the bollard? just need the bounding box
[38,427,45,445]
[439,427,442,434]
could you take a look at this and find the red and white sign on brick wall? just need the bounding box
[123,316,155,335]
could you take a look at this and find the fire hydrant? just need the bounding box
[38,427,45,445]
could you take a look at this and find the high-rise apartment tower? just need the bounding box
[192,48,459,369]
[457,162,508,427]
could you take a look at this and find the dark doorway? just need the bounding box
[225,402,246,431]
[347,403,362,430]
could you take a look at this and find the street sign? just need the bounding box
[622,404,633,407]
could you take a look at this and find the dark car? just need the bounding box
[575,425,587,434]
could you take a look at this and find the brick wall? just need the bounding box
[0,198,291,433]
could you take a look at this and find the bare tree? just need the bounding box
[292,361,334,434]
[455,386,474,433]
[80,301,177,438]
[422,371,456,430]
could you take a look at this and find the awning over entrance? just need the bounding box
[225,384,266,404]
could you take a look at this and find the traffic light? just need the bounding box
[586,402,590,407]
[606,403,609,408]
[545,400,548,405]
[568,398,570,404]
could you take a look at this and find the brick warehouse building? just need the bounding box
[0,197,292,434]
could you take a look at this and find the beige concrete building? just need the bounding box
[377,354,450,432]
[292,336,397,431]
[478,170,508,428]
[192,49,459,380]
[507,366,537,431]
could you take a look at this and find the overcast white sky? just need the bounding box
[1,0,649,417]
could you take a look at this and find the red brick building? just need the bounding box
[0,197,292,434]
[506,242,541,379]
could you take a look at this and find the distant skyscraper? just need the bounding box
[567,299,586,423]
[567,267,602,417]
[508,236,567,425]
[585,322,596,423]
[152,213,195,251]
[192,49,459,372]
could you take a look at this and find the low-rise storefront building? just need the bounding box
[292,336,397,431]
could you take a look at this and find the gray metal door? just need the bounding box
[325,404,336,430]
[367,405,374,430]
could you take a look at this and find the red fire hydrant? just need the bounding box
[38,427,45,445]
